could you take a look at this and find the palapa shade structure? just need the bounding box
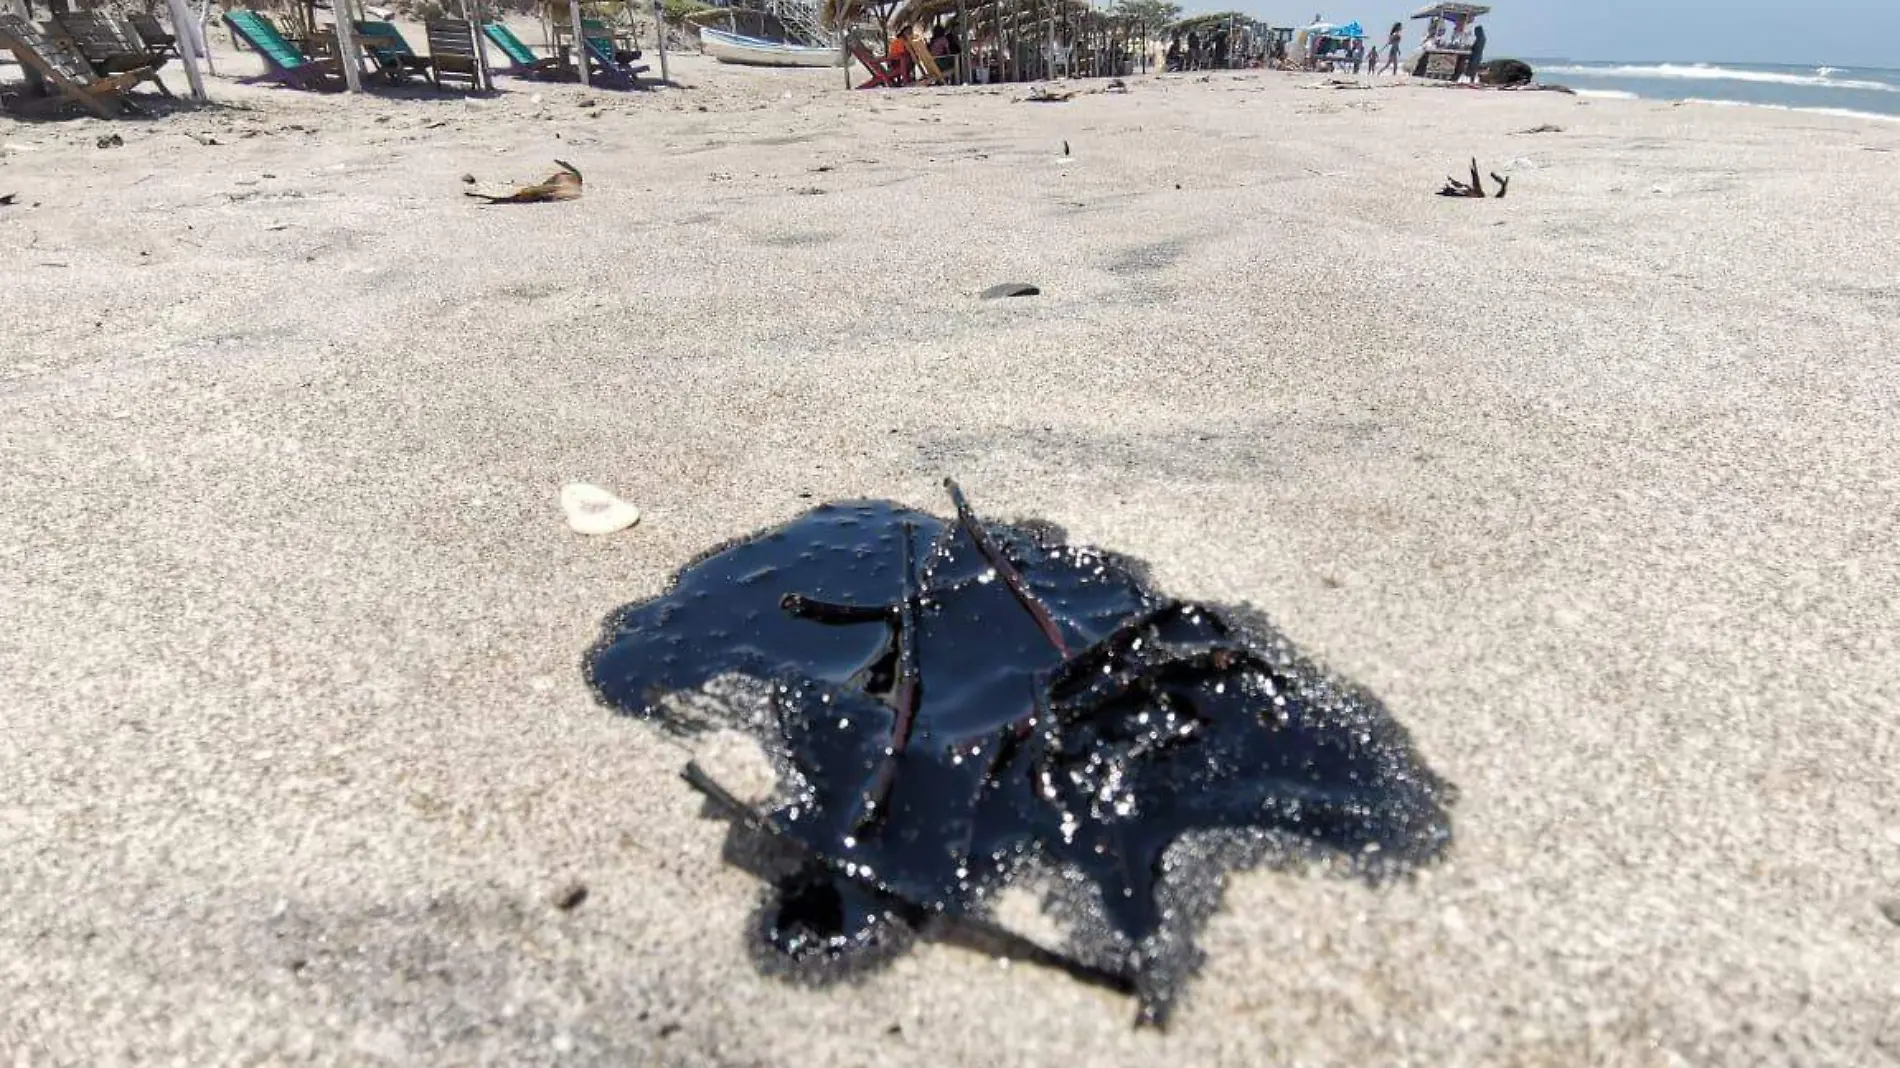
[824,0,1115,84]
[823,0,1092,36]
[1166,10,1252,35]
[1410,2,1490,18]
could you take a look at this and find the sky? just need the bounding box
[1213,1,1900,68]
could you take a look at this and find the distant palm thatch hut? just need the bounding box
[824,0,1137,84]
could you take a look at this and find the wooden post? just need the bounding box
[465,0,493,91]
[1043,0,1052,79]
[998,0,1008,81]
[184,0,218,77]
[163,0,206,99]
[566,0,589,85]
[954,0,966,84]
[652,0,669,83]
[333,0,363,92]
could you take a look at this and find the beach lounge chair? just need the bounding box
[424,19,486,91]
[907,30,954,86]
[580,32,647,88]
[52,11,170,93]
[553,16,646,88]
[352,20,432,85]
[847,38,901,88]
[480,21,567,79]
[223,9,343,91]
[0,12,159,117]
[125,12,180,60]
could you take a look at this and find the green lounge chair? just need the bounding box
[573,18,647,88]
[223,9,342,91]
[352,20,432,84]
[480,21,566,79]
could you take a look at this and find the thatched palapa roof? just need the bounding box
[1167,11,1255,34]
[1411,3,1489,18]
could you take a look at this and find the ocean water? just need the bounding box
[1528,60,1900,122]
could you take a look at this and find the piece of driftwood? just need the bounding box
[1439,158,1509,199]
[465,160,583,204]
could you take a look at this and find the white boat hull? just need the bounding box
[699,27,842,68]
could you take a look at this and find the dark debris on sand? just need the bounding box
[584,480,1455,1025]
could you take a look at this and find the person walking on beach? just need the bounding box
[1466,23,1486,83]
[1383,21,1402,75]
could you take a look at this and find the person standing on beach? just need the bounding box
[1466,23,1486,83]
[1383,21,1402,75]
[888,29,911,86]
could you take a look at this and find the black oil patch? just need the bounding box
[583,481,1454,1024]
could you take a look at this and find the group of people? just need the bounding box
[1317,19,1487,83]
[1421,15,1488,82]
[1163,27,1233,72]
[879,14,1487,86]
[1316,28,1400,76]
[884,21,962,85]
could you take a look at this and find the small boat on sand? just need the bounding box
[699,27,842,68]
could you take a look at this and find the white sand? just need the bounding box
[4,32,1898,1065]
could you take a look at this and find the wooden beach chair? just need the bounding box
[0,12,158,117]
[52,11,170,92]
[847,38,901,88]
[907,30,954,86]
[352,20,432,85]
[424,19,486,91]
[480,21,568,79]
[125,12,180,60]
[223,9,343,91]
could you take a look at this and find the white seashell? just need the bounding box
[561,483,640,536]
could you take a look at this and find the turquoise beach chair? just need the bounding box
[578,17,648,88]
[481,21,567,79]
[352,19,432,84]
[223,9,342,91]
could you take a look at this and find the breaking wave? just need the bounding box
[1538,62,1897,94]
[1680,98,1900,123]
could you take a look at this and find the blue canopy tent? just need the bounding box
[1295,19,1366,68]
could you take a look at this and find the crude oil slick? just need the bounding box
[584,481,1454,1023]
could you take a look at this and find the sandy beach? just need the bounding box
[4,33,1899,1066]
